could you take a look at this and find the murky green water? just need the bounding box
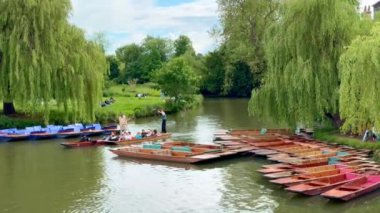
[0,98,379,212]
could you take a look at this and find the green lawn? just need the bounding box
[0,84,166,128]
[314,129,380,150]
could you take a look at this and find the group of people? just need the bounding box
[100,97,115,107]
[105,129,160,142]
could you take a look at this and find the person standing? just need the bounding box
[158,109,167,133]
[118,114,128,134]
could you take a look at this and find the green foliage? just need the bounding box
[116,43,144,82]
[154,57,200,102]
[0,0,106,123]
[339,23,380,134]
[201,49,226,95]
[174,35,195,57]
[107,55,120,80]
[0,115,42,129]
[217,0,279,74]
[249,0,361,126]
[224,61,254,97]
[314,129,380,151]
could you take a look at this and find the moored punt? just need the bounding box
[28,131,58,140]
[0,133,30,142]
[270,167,356,186]
[285,173,362,196]
[110,146,221,164]
[161,141,222,150]
[60,140,108,148]
[100,133,172,145]
[321,175,380,201]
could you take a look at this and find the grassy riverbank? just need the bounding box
[0,83,202,128]
[314,129,380,150]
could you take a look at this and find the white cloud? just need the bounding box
[70,0,219,54]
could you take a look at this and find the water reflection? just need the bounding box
[1,98,380,212]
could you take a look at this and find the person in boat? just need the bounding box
[79,135,91,142]
[145,129,153,137]
[141,129,147,138]
[153,129,160,136]
[125,132,133,140]
[108,131,119,141]
[118,114,128,134]
[135,132,143,139]
[158,109,167,133]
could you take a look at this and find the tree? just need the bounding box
[201,49,226,95]
[154,57,199,103]
[106,55,120,80]
[116,44,144,83]
[115,36,172,83]
[173,35,195,57]
[0,0,106,122]
[217,0,279,75]
[339,24,380,134]
[249,0,361,127]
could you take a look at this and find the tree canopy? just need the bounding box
[154,57,199,102]
[339,23,380,134]
[249,0,361,127]
[0,0,106,122]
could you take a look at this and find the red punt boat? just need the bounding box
[271,167,355,186]
[110,146,221,164]
[60,141,108,148]
[321,174,380,201]
[285,173,362,196]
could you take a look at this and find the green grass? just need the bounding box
[0,83,202,127]
[103,83,161,98]
[314,129,380,150]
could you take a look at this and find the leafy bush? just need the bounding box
[0,115,42,129]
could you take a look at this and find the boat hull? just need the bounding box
[101,133,172,145]
[110,149,214,164]
[61,141,108,148]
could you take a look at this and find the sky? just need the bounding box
[70,0,219,55]
[70,0,379,55]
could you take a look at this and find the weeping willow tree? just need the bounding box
[249,0,361,127]
[339,24,380,134]
[0,0,106,122]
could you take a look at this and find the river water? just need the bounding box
[0,98,379,213]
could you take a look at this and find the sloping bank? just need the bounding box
[314,129,380,162]
[0,95,203,129]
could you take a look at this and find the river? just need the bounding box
[0,98,379,213]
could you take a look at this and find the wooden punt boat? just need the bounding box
[263,162,377,179]
[229,129,292,136]
[271,167,356,186]
[285,173,362,196]
[60,140,108,148]
[213,134,241,141]
[0,134,30,142]
[321,175,380,201]
[28,131,58,140]
[110,146,222,164]
[161,141,222,150]
[100,133,172,145]
[249,141,293,148]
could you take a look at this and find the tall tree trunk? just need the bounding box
[3,102,16,115]
[325,113,343,129]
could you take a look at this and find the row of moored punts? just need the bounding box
[213,129,380,202]
[0,124,117,142]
